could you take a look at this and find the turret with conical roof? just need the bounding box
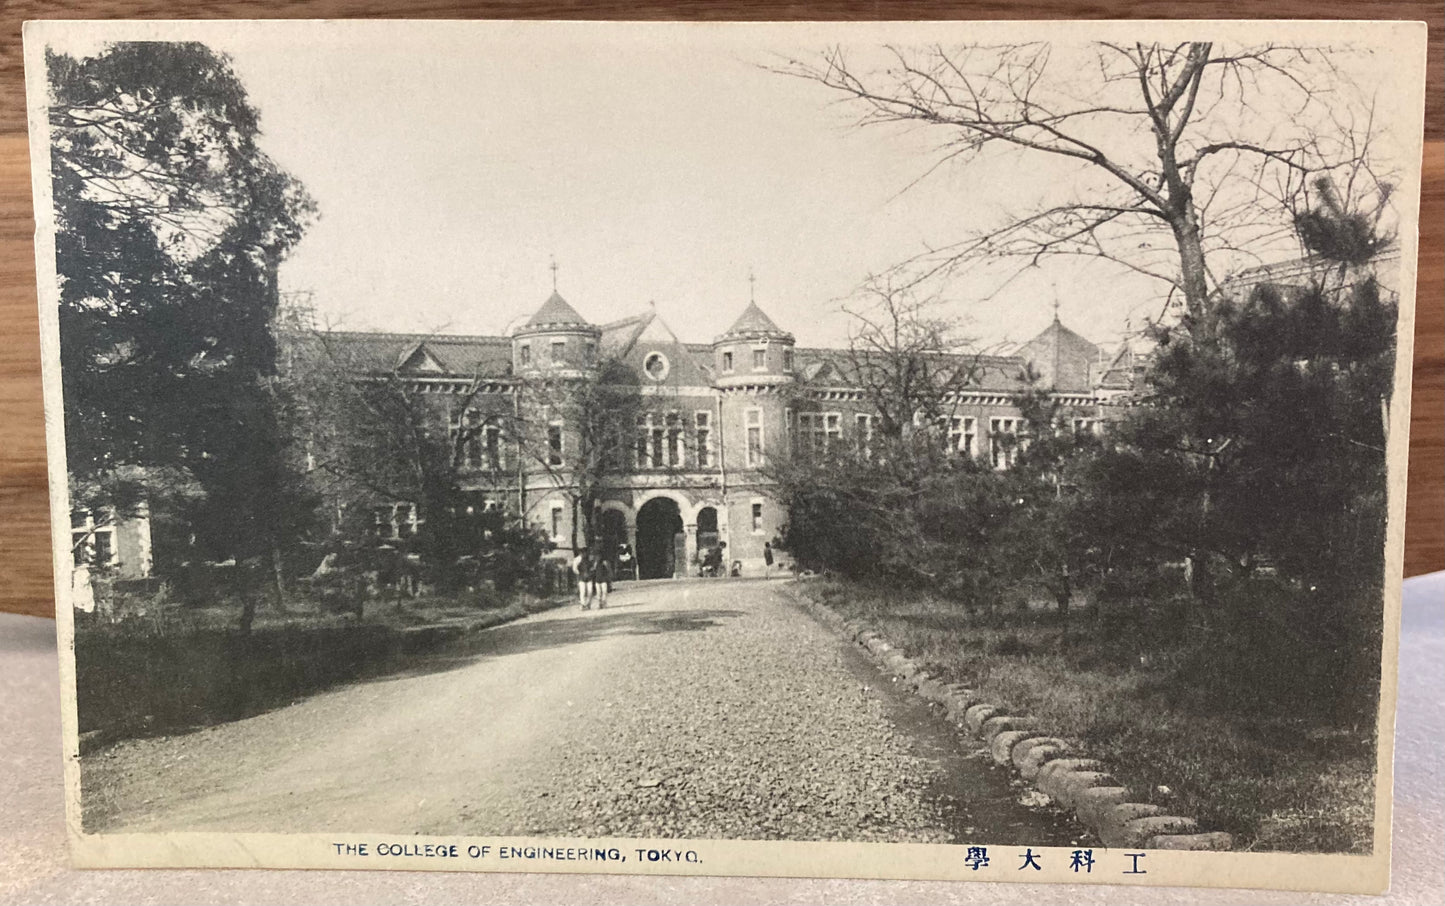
[712,296,796,388]
[512,290,601,375]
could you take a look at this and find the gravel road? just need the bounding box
[83,579,1081,845]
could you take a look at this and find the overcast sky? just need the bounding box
[210,26,1173,351]
[49,21,1418,352]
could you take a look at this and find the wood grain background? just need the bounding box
[2,3,1439,618]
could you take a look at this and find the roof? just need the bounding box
[291,312,1106,396]
[1220,250,1401,302]
[297,331,514,378]
[720,300,793,340]
[601,310,714,387]
[1013,317,1102,392]
[791,346,1032,394]
[524,291,590,329]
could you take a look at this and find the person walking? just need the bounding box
[593,555,613,609]
[763,541,775,579]
[572,550,591,610]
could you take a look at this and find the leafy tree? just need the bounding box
[1068,179,1397,715]
[48,42,316,624]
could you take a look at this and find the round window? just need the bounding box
[643,351,670,382]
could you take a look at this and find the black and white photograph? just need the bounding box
[23,18,1426,891]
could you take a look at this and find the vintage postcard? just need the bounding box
[24,18,1426,893]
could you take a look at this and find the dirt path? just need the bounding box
[83,579,1082,844]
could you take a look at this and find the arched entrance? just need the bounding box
[696,506,719,550]
[636,497,683,579]
[596,507,630,577]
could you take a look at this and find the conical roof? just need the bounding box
[1015,315,1101,392]
[524,291,589,329]
[719,300,792,341]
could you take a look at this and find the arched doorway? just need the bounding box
[636,497,683,579]
[696,506,719,550]
[596,507,630,578]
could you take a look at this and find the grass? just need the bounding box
[802,579,1378,854]
[73,586,568,747]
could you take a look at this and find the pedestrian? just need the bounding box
[617,543,636,581]
[593,555,613,609]
[763,541,775,579]
[572,550,590,610]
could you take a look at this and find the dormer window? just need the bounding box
[752,347,767,370]
[722,351,734,372]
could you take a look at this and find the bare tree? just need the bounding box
[282,322,654,561]
[780,42,1391,322]
[508,358,647,553]
[839,272,986,442]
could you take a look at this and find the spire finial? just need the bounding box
[748,269,756,304]
[1050,277,1061,323]
[549,256,559,292]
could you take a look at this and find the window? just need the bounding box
[376,503,420,539]
[1072,417,1099,437]
[665,412,683,467]
[71,511,117,569]
[694,411,711,467]
[721,351,734,373]
[948,416,977,457]
[785,408,795,453]
[745,408,763,467]
[550,339,566,362]
[751,347,767,370]
[94,530,114,565]
[651,420,665,468]
[584,340,596,361]
[856,413,875,458]
[783,347,794,372]
[550,504,564,541]
[751,501,764,533]
[519,343,531,366]
[644,352,669,381]
[797,412,842,459]
[798,413,818,457]
[395,503,419,538]
[990,417,1020,470]
[547,422,564,466]
[454,409,482,468]
[635,415,651,468]
[485,425,502,471]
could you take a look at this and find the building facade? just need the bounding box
[319,290,1119,579]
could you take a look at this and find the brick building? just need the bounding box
[317,289,1115,579]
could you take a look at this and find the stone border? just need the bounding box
[791,586,1235,852]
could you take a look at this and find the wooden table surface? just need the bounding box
[1,2,1440,618]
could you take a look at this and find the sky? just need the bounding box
[208,26,1173,351]
[53,21,1413,353]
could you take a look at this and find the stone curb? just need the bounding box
[789,587,1236,853]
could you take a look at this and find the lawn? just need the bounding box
[800,579,1379,853]
[73,586,569,747]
